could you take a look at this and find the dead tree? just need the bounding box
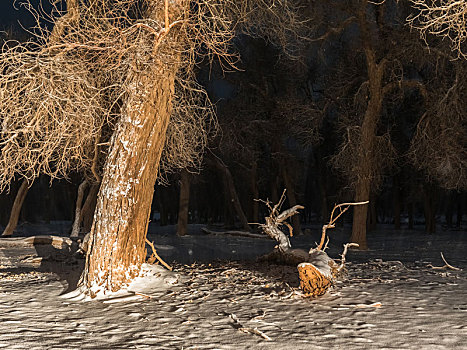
[259,190,367,297]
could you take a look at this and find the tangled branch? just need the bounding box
[408,0,467,58]
[0,0,306,190]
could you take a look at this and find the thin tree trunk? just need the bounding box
[2,179,30,236]
[393,176,401,230]
[71,179,89,237]
[177,169,190,236]
[456,193,464,228]
[80,4,184,294]
[81,183,99,233]
[408,201,414,229]
[250,161,259,223]
[213,158,251,232]
[423,183,436,233]
[281,165,302,235]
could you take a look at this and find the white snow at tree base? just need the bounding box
[62,263,182,302]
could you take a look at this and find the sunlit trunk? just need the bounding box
[80,1,184,293]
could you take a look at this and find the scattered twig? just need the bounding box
[337,243,359,272]
[239,327,273,341]
[145,238,172,271]
[429,252,462,271]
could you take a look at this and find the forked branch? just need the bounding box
[317,201,369,250]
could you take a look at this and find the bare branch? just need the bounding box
[317,201,369,250]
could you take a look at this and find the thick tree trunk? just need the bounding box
[71,180,89,237]
[80,9,183,294]
[351,181,370,250]
[350,6,385,250]
[176,169,190,236]
[2,179,30,236]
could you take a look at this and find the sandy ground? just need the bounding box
[0,226,466,349]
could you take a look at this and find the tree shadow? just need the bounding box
[28,237,85,294]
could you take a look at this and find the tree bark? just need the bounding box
[71,179,89,237]
[176,169,190,236]
[80,4,184,295]
[1,179,30,236]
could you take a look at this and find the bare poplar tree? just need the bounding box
[0,0,305,296]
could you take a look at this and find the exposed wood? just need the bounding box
[258,195,365,297]
[146,238,172,271]
[0,235,73,249]
[70,179,89,237]
[2,179,30,237]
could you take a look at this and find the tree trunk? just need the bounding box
[2,179,30,236]
[423,183,436,233]
[393,176,401,230]
[351,182,370,250]
[350,6,385,250]
[80,4,184,295]
[81,183,99,233]
[281,165,302,235]
[212,157,251,232]
[71,179,89,237]
[250,161,259,223]
[176,169,190,236]
[408,201,414,229]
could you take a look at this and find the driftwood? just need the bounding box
[258,190,368,297]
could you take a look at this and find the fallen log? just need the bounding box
[201,227,266,239]
[257,190,367,297]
